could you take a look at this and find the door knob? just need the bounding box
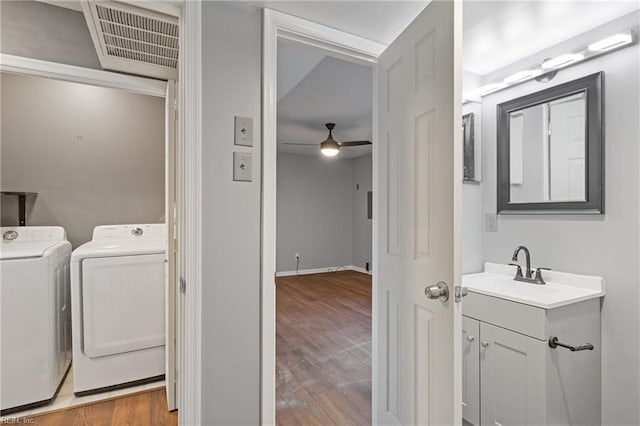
[481,340,490,348]
[466,335,475,342]
[425,281,449,302]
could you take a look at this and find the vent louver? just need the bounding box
[83,1,178,80]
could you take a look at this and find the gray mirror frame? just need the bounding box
[497,72,604,214]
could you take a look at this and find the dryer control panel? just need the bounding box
[92,224,166,241]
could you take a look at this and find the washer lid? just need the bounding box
[0,241,68,260]
[0,226,69,260]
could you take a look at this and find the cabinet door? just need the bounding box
[462,316,480,425]
[480,323,546,426]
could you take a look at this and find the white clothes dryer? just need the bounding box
[70,224,166,394]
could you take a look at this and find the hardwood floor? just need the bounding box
[19,389,177,426]
[276,271,372,426]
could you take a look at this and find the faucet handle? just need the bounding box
[534,267,551,284]
[509,263,523,278]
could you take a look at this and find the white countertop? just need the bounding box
[462,263,605,309]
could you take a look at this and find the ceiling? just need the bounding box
[35,0,82,11]
[39,0,639,159]
[277,40,372,159]
[257,1,639,77]
[463,1,640,76]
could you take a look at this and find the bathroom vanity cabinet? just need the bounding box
[462,264,604,426]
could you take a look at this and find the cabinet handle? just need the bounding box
[481,340,489,348]
[466,335,475,342]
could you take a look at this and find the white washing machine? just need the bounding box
[0,226,72,414]
[71,224,166,394]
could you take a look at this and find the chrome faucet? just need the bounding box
[510,245,549,285]
[511,245,531,279]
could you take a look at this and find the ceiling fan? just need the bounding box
[282,123,372,157]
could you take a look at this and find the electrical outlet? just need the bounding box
[485,213,498,232]
[295,253,300,260]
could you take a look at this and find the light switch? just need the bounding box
[233,152,252,182]
[234,116,253,147]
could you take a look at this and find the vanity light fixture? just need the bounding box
[588,31,633,52]
[541,53,585,70]
[503,69,543,84]
[478,82,508,96]
[477,29,634,97]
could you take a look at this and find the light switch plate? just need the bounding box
[234,116,253,147]
[485,213,498,232]
[233,152,252,182]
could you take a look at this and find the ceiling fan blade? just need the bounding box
[281,142,317,146]
[338,141,372,147]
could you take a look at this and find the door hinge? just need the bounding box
[179,276,186,294]
[454,285,469,303]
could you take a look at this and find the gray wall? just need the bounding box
[0,0,101,69]
[201,2,261,424]
[352,153,372,270]
[480,13,640,425]
[0,72,165,247]
[277,153,353,272]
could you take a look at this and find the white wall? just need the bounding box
[200,2,262,424]
[352,153,372,271]
[0,1,101,69]
[277,153,353,271]
[0,72,165,247]
[276,152,372,272]
[479,12,640,425]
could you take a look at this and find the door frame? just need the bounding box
[261,9,385,424]
[177,1,202,425]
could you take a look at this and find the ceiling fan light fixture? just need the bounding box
[320,140,340,157]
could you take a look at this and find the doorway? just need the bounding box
[263,3,463,424]
[0,60,178,422]
[274,37,374,424]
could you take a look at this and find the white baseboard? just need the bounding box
[349,265,373,275]
[276,265,372,277]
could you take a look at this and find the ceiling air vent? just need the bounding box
[82,1,178,80]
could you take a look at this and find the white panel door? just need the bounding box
[462,317,480,426]
[376,1,462,424]
[549,95,586,201]
[480,323,546,426]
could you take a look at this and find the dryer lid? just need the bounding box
[72,224,166,261]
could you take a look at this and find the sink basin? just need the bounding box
[462,263,605,309]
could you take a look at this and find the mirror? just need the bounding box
[462,103,482,183]
[463,113,476,182]
[497,72,603,214]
